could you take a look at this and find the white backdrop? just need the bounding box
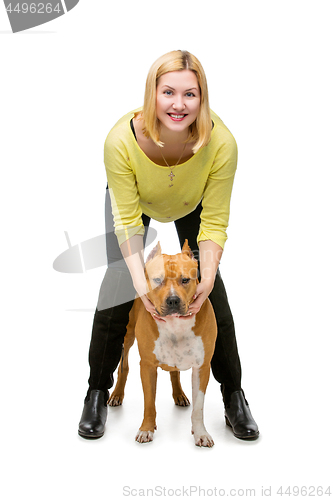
[1,1,332,499]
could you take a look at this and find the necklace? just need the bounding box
[159,144,186,187]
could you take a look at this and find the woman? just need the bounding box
[78,50,259,441]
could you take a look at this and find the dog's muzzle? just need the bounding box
[159,295,187,316]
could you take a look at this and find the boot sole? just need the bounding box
[78,429,104,439]
[225,416,259,440]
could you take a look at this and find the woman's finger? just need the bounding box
[187,292,206,315]
[140,294,166,321]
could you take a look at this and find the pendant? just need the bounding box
[168,171,175,181]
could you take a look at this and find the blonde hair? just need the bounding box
[137,50,211,154]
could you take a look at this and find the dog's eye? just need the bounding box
[181,278,190,285]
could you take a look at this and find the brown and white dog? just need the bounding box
[108,240,217,447]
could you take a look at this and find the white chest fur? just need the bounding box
[153,316,205,371]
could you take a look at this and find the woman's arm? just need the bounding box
[199,239,223,284]
[187,239,223,315]
[119,235,146,294]
[119,235,165,320]
[188,130,237,314]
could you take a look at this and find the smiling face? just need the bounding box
[156,70,201,136]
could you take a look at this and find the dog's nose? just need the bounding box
[166,295,181,308]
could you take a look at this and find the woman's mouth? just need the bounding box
[168,113,187,122]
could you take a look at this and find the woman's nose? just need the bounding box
[172,95,185,110]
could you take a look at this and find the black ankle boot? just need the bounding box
[78,390,108,439]
[225,390,259,440]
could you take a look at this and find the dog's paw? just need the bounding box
[135,430,154,443]
[174,393,190,406]
[193,431,214,448]
[107,394,124,406]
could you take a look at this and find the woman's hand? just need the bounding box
[141,294,166,322]
[182,239,222,317]
[120,236,165,322]
[186,280,214,316]
[133,277,166,322]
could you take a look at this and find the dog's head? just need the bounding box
[144,240,198,317]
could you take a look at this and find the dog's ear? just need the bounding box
[146,241,162,262]
[181,239,197,261]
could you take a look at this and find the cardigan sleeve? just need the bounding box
[104,130,145,246]
[197,134,238,250]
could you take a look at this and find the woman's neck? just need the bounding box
[159,124,189,147]
[133,115,195,165]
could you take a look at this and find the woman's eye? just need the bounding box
[164,90,173,96]
[153,278,162,285]
[186,92,195,97]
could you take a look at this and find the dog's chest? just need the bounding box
[153,316,205,371]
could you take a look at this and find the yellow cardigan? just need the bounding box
[104,108,238,249]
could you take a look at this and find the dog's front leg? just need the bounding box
[191,366,214,447]
[170,371,190,406]
[135,362,158,443]
[108,325,135,407]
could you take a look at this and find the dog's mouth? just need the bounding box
[159,311,186,317]
[157,302,188,317]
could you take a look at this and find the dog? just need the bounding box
[108,240,217,447]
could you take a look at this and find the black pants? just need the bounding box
[87,190,242,405]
